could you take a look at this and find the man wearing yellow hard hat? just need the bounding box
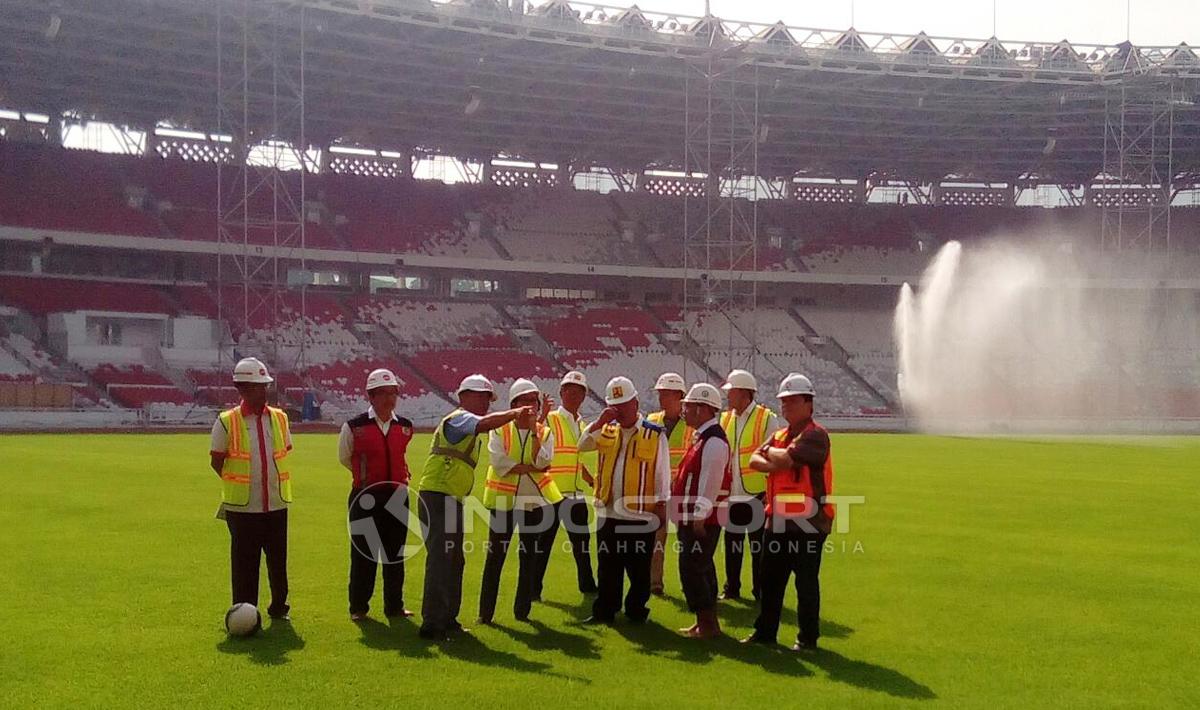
[209,357,294,622]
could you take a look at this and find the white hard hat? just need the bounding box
[508,377,540,405]
[604,376,638,405]
[777,373,816,398]
[721,369,758,392]
[455,373,497,401]
[366,368,399,391]
[232,357,273,384]
[653,372,687,393]
[682,383,722,410]
[560,371,588,389]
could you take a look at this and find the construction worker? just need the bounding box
[742,373,834,653]
[477,378,561,625]
[719,368,778,601]
[416,374,534,641]
[338,368,415,621]
[209,357,293,622]
[578,376,670,625]
[646,372,693,595]
[540,370,597,595]
[670,383,731,639]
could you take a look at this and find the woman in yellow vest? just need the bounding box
[477,378,560,624]
[646,372,693,596]
[539,370,598,595]
[209,357,294,625]
[718,368,778,602]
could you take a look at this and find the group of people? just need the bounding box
[209,356,835,652]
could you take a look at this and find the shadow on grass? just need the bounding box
[610,618,813,676]
[356,616,435,658]
[490,618,601,660]
[660,593,854,640]
[216,619,305,666]
[809,649,937,700]
[436,630,591,683]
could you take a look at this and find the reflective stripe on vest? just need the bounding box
[594,421,661,513]
[218,406,292,507]
[721,404,772,494]
[546,410,589,493]
[764,422,835,522]
[482,421,563,510]
[418,408,481,500]
[647,411,694,469]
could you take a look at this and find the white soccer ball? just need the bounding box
[225,603,261,637]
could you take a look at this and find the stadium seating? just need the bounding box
[0,275,177,316]
[352,296,508,349]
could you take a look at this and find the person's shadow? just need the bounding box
[436,631,589,683]
[356,616,434,659]
[216,619,306,666]
[807,648,937,700]
[491,618,602,660]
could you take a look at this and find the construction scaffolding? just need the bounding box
[215,0,309,374]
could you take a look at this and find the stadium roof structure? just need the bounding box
[1,0,1199,184]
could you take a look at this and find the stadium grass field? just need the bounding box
[2,432,1198,708]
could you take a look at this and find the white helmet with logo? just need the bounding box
[777,373,816,398]
[560,371,588,389]
[653,372,687,393]
[366,368,399,391]
[455,374,497,401]
[232,357,273,384]
[682,383,722,410]
[604,376,638,405]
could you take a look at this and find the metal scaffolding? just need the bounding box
[1100,77,1176,251]
[681,33,761,381]
[215,0,309,374]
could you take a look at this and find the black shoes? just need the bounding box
[739,633,776,646]
[792,639,819,653]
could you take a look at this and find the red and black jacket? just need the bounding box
[347,412,414,489]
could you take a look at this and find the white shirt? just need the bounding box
[579,417,671,523]
[488,423,555,511]
[681,417,731,522]
[337,406,397,473]
[210,407,292,514]
[727,403,778,499]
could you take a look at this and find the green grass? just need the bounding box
[1,432,1198,708]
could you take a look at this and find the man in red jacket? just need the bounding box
[338,368,415,621]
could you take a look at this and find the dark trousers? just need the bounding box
[225,509,289,617]
[753,523,827,645]
[539,496,596,594]
[418,491,464,633]
[722,494,766,598]
[479,505,553,621]
[592,516,656,622]
[348,485,410,616]
[677,523,721,613]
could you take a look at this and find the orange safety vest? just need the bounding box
[764,420,834,525]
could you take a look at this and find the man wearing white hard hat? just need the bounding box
[670,383,732,639]
[646,372,693,595]
[477,378,560,624]
[539,370,598,595]
[718,368,778,602]
[209,357,294,622]
[416,373,536,641]
[577,376,670,625]
[742,373,835,653]
[337,368,416,621]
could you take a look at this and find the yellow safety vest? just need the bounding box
[646,411,695,470]
[217,405,292,506]
[720,403,774,495]
[482,421,563,510]
[593,419,664,514]
[418,408,483,501]
[546,409,594,494]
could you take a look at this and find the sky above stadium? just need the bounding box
[642,0,1195,46]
